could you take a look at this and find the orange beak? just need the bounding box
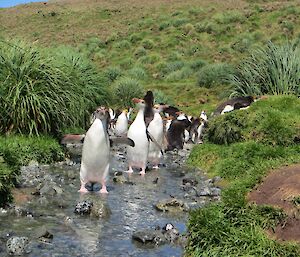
[132,98,141,104]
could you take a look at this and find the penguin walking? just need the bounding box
[147,104,164,169]
[114,109,128,136]
[196,111,208,144]
[126,98,149,175]
[79,106,134,194]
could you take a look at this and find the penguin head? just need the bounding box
[153,104,164,113]
[132,98,146,109]
[92,106,110,123]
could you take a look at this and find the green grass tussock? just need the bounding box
[112,77,144,108]
[197,63,234,88]
[0,41,109,136]
[230,42,300,96]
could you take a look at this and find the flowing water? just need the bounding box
[0,145,217,257]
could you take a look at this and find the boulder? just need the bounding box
[132,230,165,245]
[90,202,111,219]
[155,198,189,212]
[6,237,30,256]
[74,201,93,215]
[182,178,198,186]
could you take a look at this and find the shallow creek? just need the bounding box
[0,144,220,257]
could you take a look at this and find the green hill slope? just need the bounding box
[0,0,299,114]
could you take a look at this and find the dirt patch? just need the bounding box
[248,164,300,243]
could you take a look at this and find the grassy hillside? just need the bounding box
[0,0,299,114]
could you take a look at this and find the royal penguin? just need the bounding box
[126,98,149,175]
[196,111,208,143]
[79,106,134,193]
[143,91,154,127]
[214,96,254,116]
[114,109,128,136]
[147,104,164,169]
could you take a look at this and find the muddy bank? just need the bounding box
[248,164,300,243]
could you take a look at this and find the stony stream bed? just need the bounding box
[0,144,221,257]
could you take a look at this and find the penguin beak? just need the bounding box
[132,98,141,104]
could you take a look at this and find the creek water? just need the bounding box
[0,145,216,257]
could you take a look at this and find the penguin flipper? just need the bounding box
[110,138,135,147]
[146,130,164,155]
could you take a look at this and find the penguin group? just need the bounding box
[60,92,255,194]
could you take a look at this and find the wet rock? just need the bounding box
[6,236,30,255]
[155,198,189,212]
[162,223,180,243]
[197,186,211,196]
[113,172,127,184]
[40,182,63,196]
[0,208,8,217]
[210,187,222,196]
[132,230,165,245]
[34,227,53,242]
[182,178,198,186]
[74,201,93,215]
[8,205,33,218]
[90,202,111,219]
[212,176,222,183]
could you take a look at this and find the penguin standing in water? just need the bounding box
[147,104,164,169]
[126,98,149,175]
[114,109,128,137]
[79,106,134,194]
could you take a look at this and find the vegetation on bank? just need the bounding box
[0,136,64,207]
[186,96,300,256]
[0,41,109,136]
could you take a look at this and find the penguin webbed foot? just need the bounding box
[100,187,108,194]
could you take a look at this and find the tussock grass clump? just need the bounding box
[127,67,147,80]
[0,42,108,135]
[141,39,155,49]
[104,66,123,82]
[153,89,175,105]
[197,63,234,88]
[113,77,144,108]
[213,10,245,24]
[230,42,300,96]
[165,67,193,82]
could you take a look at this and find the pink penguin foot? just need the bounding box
[78,187,89,193]
[153,165,159,169]
[100,188,108,194]
[139,170,146,175]
[125,167,134,173]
